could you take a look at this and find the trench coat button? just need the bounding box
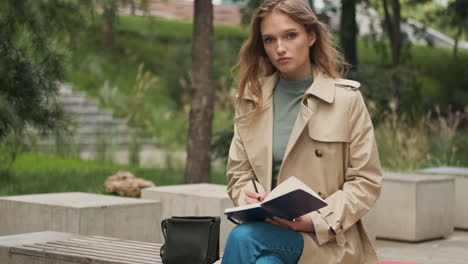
[315,149,323,157]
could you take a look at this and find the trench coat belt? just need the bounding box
[330,221,347,247]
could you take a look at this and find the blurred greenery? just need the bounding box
[69,15,467,132]
[402,1,467,42]
[63,14,468,173]
[1,7,467,198]
[67,15,247,149]
[0,153,227,196]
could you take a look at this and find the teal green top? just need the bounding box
[272,74,314,189]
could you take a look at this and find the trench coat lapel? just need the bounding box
[280,73,336,181]
[235,73,278,192]
[236,72,336,190]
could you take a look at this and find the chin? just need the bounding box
[275,64,291,71]
[278,67,296,75]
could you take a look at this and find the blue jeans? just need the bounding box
[221,222,304,264]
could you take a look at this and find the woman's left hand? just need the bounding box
[266,215,315,233]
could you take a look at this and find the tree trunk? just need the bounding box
[382,0,401,66]
[185,0,214,183]
[340,0,358,68]
[453,21,462,60]
[101,3,116,48]
[391,0,401,66]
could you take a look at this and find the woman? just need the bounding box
[222,0,382,263]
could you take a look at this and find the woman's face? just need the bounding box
[260,11,316,81]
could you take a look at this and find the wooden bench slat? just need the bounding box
[16,244,159,264]
[43,241,159,260]
[70,237,160,250]
[56,239,160,253]
[48,241,159,256]
[90,236,159,246]
[11,247,143,264]
[23,243,160,263]
[6,232,222,264]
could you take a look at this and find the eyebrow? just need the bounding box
[262,28,299,38]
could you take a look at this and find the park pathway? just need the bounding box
[376,230,468,264]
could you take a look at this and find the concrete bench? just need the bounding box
[417,167,468,230]
[372,172,455,242]
[0,192,161,243]
[0,231,222,264]
[141,184,235,249]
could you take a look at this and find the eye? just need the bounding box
[263,37,274,44]
[287,32,297,40]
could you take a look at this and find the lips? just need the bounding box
[277,57,291,64]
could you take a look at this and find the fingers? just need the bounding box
[273,217,295,230]
[266,217,295,231]
[265,218,285,228]
[245,196,261,204]
[258,192,267,201]
[245,190,259,198]
[245,190,266,202]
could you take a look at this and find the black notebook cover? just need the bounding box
[225,187,327,224]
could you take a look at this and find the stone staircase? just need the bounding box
[36,84,186,168]
[37,84,143,151]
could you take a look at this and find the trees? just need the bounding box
[340,0,358,68]
[0,0,84,168]
[382,0,402,66]
[238,0,263,25]
[99,0,119,48]
[447,0,468,60]
[185,0,215,183]
[85,0,148,48]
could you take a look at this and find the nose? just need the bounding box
[276,40,286,55]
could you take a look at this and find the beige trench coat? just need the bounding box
[226,71,383,264]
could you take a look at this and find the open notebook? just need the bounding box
[224,177,327,224]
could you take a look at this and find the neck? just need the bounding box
[280,63,314,81]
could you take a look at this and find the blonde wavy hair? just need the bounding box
[235,0,347,114]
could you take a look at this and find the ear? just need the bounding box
[308,32,316,47]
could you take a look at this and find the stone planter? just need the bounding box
[0,192,161,242]
[417,167,468,230]
[372,172,455,242]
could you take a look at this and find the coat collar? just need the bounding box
[303,71,335,104]
[239,71,336,105]
[235,71,338,191]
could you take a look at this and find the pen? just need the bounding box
[251,179,261,202]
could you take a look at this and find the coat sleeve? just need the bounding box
[226,106,266,207]
[309,91,383,247]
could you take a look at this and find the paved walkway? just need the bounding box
[376,230,468,264]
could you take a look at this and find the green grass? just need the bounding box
[0,153,227,196]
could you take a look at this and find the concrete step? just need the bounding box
[36,138,156,152]
[73,125,133,134]
[43,83,159,158]
[63,104,101,115]
[68,119,129,129]
[58,96,99,108]
[67,113,116,124]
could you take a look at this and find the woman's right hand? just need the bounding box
[244,190,267,204]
